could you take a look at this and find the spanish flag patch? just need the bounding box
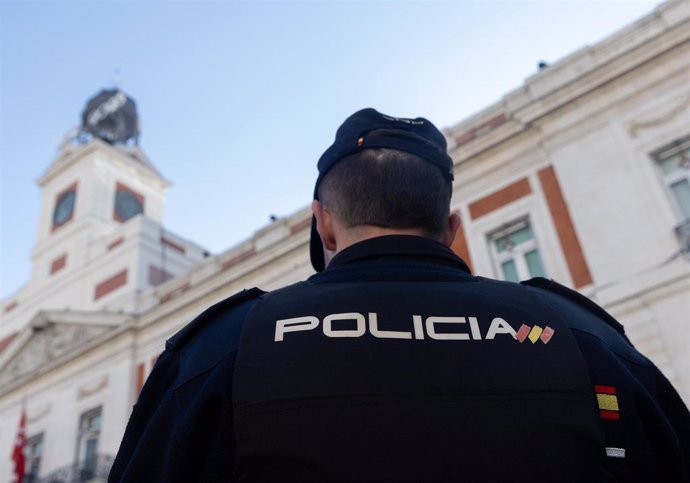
[595,385,620,420]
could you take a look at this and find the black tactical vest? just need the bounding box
[232,238,607,482]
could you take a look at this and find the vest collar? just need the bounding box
[326,235,471,274]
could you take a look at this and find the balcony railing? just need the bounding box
[37,455,114,483]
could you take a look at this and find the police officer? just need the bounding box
[110,108,690,482]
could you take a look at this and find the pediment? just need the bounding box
[0,310,130,387]
[38,139,168,188]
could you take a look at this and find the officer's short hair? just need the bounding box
[317,148,452,239]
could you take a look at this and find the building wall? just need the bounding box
[0,331,135,480]
[0,209,313,481]
[444,0,690,399]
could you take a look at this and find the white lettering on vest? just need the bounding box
[368,312,412,339]
[426,317,471,340]
[274,313,523,342]
[485,317,517,340]
[323,312,366,338]
[468,317,482,340]
[275,316,319,342]
[412,315,424,340]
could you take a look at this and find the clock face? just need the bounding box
[53,190,76,227]
[114,189,143,222]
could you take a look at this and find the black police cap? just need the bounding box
[310,108,454,272]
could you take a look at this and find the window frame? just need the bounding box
[76,406,102,477]
[51,182,78,232]
[651,135,690,222]
[25,432,44,483]
[488,217,547,282]
[113,182,145,223]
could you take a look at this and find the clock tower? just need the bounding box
[2,89,207,335]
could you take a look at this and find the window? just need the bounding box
[489,219,546,282]
[77,407,101,480]
[653,135,690,221]
[25,433,44,483]
[52,182,78,231]
[113,182,144,222]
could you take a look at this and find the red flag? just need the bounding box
[11,409,26,483]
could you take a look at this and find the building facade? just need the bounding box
[1,1,689,480]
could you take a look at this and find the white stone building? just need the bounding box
[442,0,690,400]
[0,1,688,480]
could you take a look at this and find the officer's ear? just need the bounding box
[312,200,337,252]
[441,212,462,248]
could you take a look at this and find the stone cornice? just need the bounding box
[445,1,690,164]
[136,210,312,331]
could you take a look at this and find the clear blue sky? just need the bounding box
[0,0,657,299]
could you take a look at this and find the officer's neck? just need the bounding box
[322,225,431,267]
[337,225,430,252]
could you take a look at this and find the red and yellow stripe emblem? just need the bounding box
[595,385,620,420]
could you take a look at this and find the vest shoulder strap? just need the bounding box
[166,287,266,350]
[520,277,625,335]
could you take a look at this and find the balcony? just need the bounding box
[36,455,114,483]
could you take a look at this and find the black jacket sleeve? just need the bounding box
[109,288,264,483]
[523,278,690,483]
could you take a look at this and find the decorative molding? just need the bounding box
[161,237,186,254]
[627,97,690,138]
[27,402,51,423]
[50,254,68,275]
[4,300,18,313]
[78,375,109,400]
[0,324,112,387]
[0,332,18,354]
[94,269,128,300]
[159,282,190,304]
[221,248,256,271]
[107,236,125,251]
[538,165,593,288]
[454,113,508,148]
[289,217,311,234]
[469,178,532,220]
